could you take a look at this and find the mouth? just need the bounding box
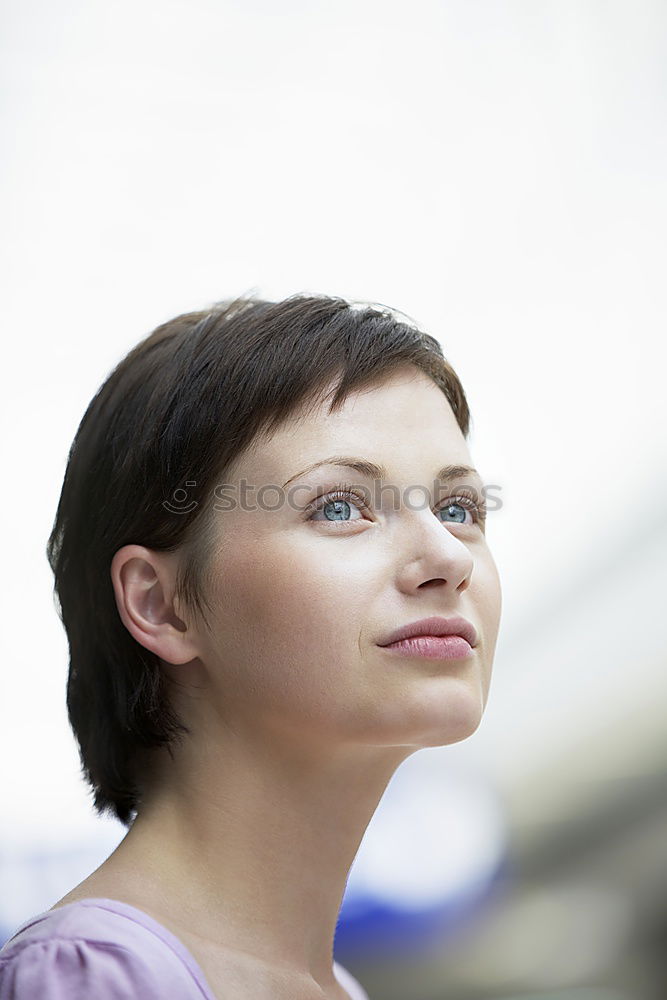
[378,634,474,660]
[377,615,478,649]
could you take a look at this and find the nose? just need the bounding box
[393,510,474,594]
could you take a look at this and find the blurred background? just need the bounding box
[1,1,666,998]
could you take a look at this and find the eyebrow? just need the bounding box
[282,455,482,488]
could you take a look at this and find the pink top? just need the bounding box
[0,897,369,999]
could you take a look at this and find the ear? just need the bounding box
[110,545,201,666]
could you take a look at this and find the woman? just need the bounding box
[0,293,502,999]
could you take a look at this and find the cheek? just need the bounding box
[471,555,503,701]
[478,554,502,642]
[206,540,365,691]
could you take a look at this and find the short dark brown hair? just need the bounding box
[46,292,472,827]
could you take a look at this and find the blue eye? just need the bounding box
[307,487,368,524]
[438,498,479,524]
[436,491,487,526]
[306,485,487,527]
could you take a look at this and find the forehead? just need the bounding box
[230,369,472,485]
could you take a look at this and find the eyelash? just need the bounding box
[306,482,487,526]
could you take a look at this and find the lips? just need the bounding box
[377,615,478,649]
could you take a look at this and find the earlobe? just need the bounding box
[110,545,200,666]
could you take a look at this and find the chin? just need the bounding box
[407,678,486,747]
[419,715,483,748]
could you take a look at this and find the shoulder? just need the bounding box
[0,899,213,999]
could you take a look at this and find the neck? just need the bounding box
[102,730,411,985]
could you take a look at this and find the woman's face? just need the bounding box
[186,366,502,753]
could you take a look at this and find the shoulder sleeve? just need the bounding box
[333,959,371,999]
[0,937,172,1000]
